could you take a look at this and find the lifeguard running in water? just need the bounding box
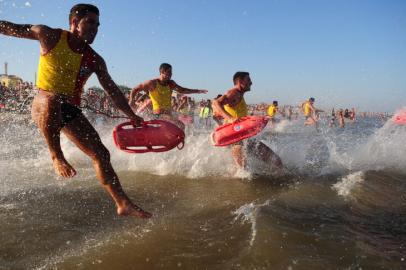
[0,4,151,218]
[129,63,207,128]
[267,100,280,126]
[212,71,283,169]
[301,97,323,128]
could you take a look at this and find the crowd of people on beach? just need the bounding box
[0,79,391,128]
[0,81,35,112]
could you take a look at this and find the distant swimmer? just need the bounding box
[0,4,151,218]
[286,105,293,121]
[301,97,323,129]
[338,109,345,128]
[212,71,283,169]
[129,63,207,129]
[329,108,336,127]
[344,108,351,119]
[350,107,356,122]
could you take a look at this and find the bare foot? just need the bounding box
[117,204,152,219]
[52,158,77,178]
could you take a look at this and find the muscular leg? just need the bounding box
[62,114,152,218]
[305,116,319,130]
[304,117,313,126]
[247,140,283,169]
[231,144,245,168]
[31,92,76,178]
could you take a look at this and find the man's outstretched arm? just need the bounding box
[0,20,38,39]
[129,81,150,106]
[172,81,208,95]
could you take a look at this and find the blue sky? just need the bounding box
[1,0,405,112]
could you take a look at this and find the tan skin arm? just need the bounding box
[95,56,143,124]
[129,79,207,106]
[128,85,141,106]
[315,109,324,113]
[0,20,38,39]
[0,21,60,54]
[309,103,324,114]
[129,80,155,106]
[212,88,241,123]
[171,81,208,95]
[309,103,316,113]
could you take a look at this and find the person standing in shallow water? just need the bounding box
[0,4,152,218]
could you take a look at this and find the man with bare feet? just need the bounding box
[0,4,151,218]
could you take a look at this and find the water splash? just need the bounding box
[332,171,365,198]
[1,112,405,198]
[233,200,271,246]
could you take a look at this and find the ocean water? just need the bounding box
[1,111,406,270]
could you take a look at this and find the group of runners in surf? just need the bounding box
[0,3,356,219]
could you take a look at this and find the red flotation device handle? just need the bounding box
[393,110,406,125]
[211,116,269,147]
[113,120,185,153]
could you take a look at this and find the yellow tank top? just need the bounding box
[36,30,96,105]
[224,97,248,122]
[268,105,277,118]
[149,81,172,114]
[199,106,210,118]
[304,102,311,116]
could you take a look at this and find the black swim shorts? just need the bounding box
[61,102,82,127]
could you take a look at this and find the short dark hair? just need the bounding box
[233,71,249,85]
[69,4,99,24]
[159,63,172,72]
[273,100,278,105]
[309,97,315,102]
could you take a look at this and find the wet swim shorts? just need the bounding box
[61,102,82,127]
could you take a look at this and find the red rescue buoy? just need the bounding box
[393,110,406,125]
[211,116,269,147]
[113,120,185,153]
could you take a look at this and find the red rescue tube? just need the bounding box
[393,110,406,125]
[113,120,185,153]
[211,116,269,147]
